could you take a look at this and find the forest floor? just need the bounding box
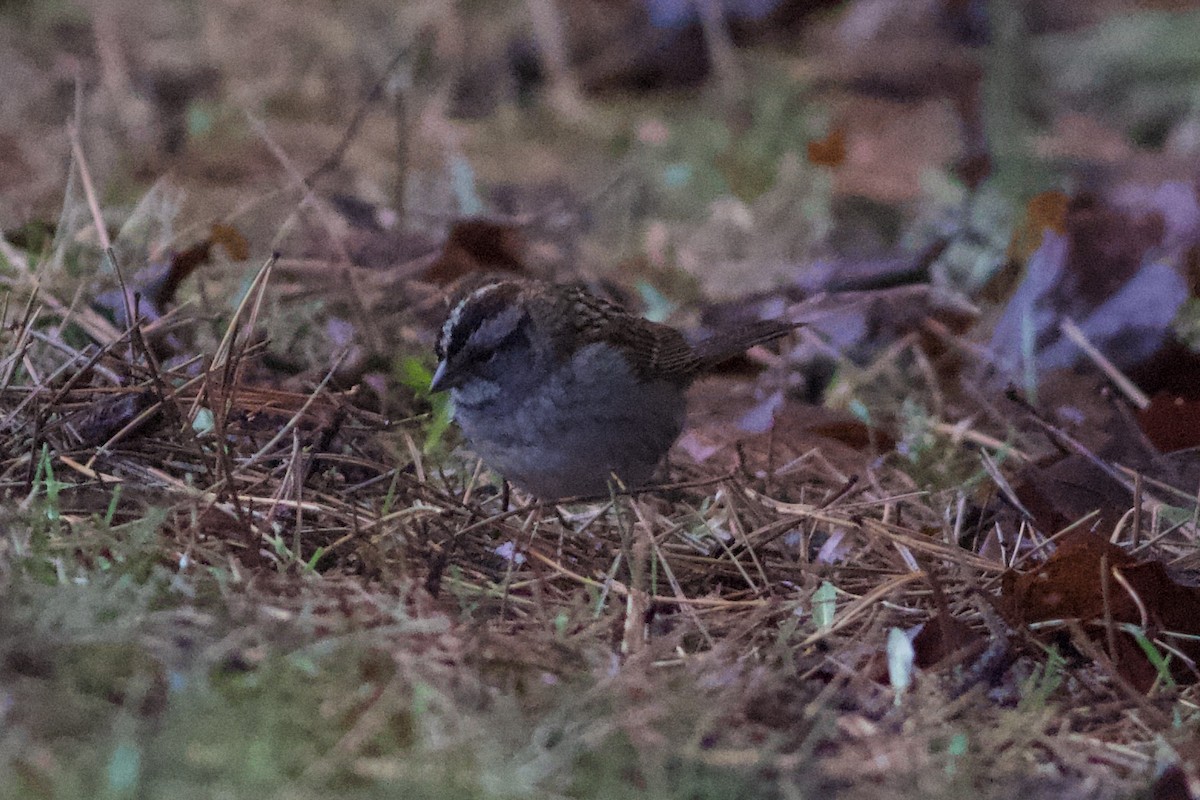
[1,1,1199,798]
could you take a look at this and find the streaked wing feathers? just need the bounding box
[691,319,801,369]
[555,285,701,383]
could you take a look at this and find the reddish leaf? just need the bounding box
[1137,393,1200,453]
[95,223,249,330]
[988,188,1192,378]
[423,218,527,285]
[806,126,846,168]
[1000,533,1200,690]
[1129,338,1200,398]
[159,223,249,307]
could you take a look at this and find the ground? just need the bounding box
[1,1,1199,798]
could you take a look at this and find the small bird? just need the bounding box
[431,278,801,500]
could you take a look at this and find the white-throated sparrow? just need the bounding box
[431,278,801,500]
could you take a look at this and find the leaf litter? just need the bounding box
[2,1,1200,799]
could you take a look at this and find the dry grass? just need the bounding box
[2,218,1191,797]
[2,1,1199,798]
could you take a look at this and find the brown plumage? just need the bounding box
[431,277,802,499]
[496,281,798,384]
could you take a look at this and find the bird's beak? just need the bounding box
[429,360,450,392]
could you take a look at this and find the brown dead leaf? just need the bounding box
[1150,739,1200,800]
[423,218,527,285]
[1000,533,1200,690]
[1150,765,1195,800]
[1011,456,1131,537]
[988,188,1194,379]
[1137,393,1200,453]
[807,126,846,168]
[912,612,982,670]
[1062,193,1166,307]
[1000,534,1136,623]
[159,223,249,307]
[1128,338,1200,398]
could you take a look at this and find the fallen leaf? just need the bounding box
[1011,455,1131,538]
[911,613,981,670]
[1000,533,1200,690]
[807,126,847,168]
[1137,393,1200,453]
[423,218,527,285]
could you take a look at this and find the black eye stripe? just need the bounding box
[478,325,528,361]
[449,321,529,377]
[442,283,524,362]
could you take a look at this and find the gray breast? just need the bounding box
[453,342,687,498]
